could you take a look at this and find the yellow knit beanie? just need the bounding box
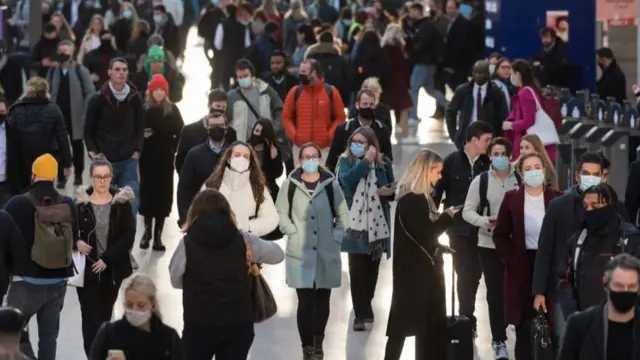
[32,154,58,180]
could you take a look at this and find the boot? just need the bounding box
[139,217,153,249]
[313,335,324,359]
[302,346,315,360]
[74,172,83,186]
[152,217,166,251]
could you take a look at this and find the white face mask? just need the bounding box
[124,308,152,327]
[229,157,250,173]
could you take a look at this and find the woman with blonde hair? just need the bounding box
[7,76,72,192]
[518,134,559,190]
[385,148,458,360]
[204,141,280,237]
[88,274,183,360]
[283,0,308,55]
[337,127,394,331]
[77,15,109,65]
[111,2,139,51]
[50,12,75,42]
[381,23,412,142]
[139,74,184,251]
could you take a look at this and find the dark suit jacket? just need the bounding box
[444,16,469,71]
[493,186,563,326]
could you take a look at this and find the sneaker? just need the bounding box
[492,341,509,360]
[407,118,419,127]
[398,135,419,145]
[352,318,366,331]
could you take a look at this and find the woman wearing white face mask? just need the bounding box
[88,274,183,360]
[492,152,562,360]
[204,141,279,236]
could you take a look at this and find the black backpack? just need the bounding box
[477,171,522,216]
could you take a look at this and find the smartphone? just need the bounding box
[108,349,125,359]
[452,205,464,212]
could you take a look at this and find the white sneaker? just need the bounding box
[407,118,419,127]
[492,341,509,360]
[398,136,419,145]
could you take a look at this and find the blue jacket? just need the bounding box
[337,156,394,257]
[275,169,349,289]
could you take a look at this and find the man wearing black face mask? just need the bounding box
[559,253,640,360]
[175,88,237,173]
[326,89,392,173]
[46,40,95,187]
[177,113,232,226]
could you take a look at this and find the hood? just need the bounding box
[75,185,135,205]
[288,168,335,194]
[307,42,340,56]
[11,96,52,108]
[186,212,240,248]
[100,81,139,105]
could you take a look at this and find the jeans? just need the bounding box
[76,277,121,355]
[451,237,482,328]
[296,288,331,347]
[409,64,448,119]
[182,323,254,360]
[6,281,67,360]
[478,247,507,342]
[384,332,447,360]
[348,254,380,320]
[111,157,140,217]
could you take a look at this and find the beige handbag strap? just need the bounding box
[398,216,436,266]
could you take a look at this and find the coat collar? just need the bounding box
[74,185,134,205]
[587,303,640,359]
[510,186,556,230]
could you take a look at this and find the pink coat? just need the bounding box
[504,87,556,162]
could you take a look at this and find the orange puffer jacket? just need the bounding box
[282,80,346,149]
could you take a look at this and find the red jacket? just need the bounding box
[282,80,346,148]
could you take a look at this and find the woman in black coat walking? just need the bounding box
[74,159,135,356]
[139,74,184,251]
[248,119,284,199]
[384,149,457,360]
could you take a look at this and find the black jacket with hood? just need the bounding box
[75,185,135,285]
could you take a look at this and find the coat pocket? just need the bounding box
[285,233,303,260]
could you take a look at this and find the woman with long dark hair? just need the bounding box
[204,141,279,237]
[169,189,283,359]
[248,119,283,199]
[502,59,557,162]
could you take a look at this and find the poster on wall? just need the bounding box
[597,0,637,25]
[546,10,569,42]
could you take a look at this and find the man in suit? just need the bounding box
[445,60,509,148]
[444,0,471,92]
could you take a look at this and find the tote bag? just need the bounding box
[244,238,278,323]
[525,87,560,145]
[67,252,86,287]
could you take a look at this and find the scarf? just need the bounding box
[109,81,130,101]
[345,164,390,259]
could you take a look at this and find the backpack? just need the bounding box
[478,171,522,217]
[24,193,74,269]
[287,181,336,221]
[293,84,334,125]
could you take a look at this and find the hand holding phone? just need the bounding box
[445,205,462,217]
[108,350,126,360]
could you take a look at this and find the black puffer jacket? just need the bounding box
[75,186,135,284]
[7,97,72,191]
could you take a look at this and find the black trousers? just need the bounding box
[451,236,482,327]
[348,254,380,320]
[57,139,85,179]
[296,288,331,347]
[384,331,447,360]
[182,323,254,360]
[76,276,121,355]
[0,182,12,207]
[478,247,507,342]
[515,250,538,360]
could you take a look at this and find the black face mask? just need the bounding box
[207,126,226,142]
[299,74,310,86]
[58,53,71,63]
[583,205,616,232]
[209,108,225,116]
[101,38,112,48]
[248,134,263,146]
[609,289,638,313]
[358,107,375,120]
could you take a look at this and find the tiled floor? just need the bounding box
[24,30,517,359]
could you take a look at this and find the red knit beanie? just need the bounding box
[148,74,169,94]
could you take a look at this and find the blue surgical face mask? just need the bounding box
[123,10,132,19]
[238,77,252,88]
[524,169,544,187]
[489,64,496,75]
[510,73,519,87]
[301,159,319,174]
[350,142,366,158]
[211,0,219,4]
[153,14,164,23]
[580,175,602,191]
[459,4,473,19]
[491,156,510,171]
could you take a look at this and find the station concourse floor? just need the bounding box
[27,30,518,359]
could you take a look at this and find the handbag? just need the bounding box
[525,87,560,145]
[532,308,554,360]
[67,251,86,287]
[244,238,277,323]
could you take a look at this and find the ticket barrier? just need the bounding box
[600,102,638,198]
[584,97,618,152]
[556,96,587,190]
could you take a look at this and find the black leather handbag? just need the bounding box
[245,238,278,323]
[532,308,554,360]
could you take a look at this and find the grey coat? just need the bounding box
[47,62,96,140]
[275,169,349,289]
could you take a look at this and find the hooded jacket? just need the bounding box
[168,212,284,328]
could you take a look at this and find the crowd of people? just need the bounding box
[0,0,637,359]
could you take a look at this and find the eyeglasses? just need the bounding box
[301,155,320,161]
[92,175,112,182]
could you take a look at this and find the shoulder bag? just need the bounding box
[245,237,278,323]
